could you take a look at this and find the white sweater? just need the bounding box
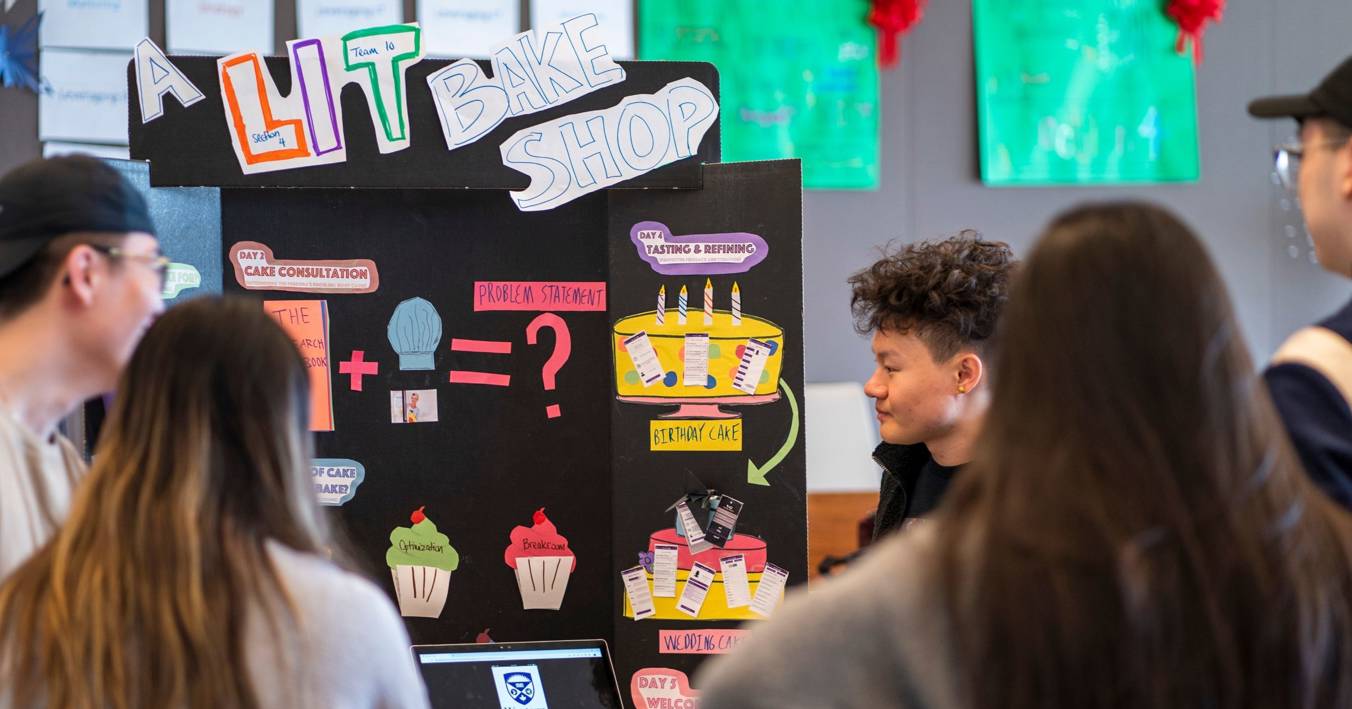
[0,404,84,582]
[248,542,432,709]
[0,542,432,709]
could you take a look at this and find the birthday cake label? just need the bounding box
[650,420,743,452]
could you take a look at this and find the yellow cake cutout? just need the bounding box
[621,569,778,621]
[613,310,784,400]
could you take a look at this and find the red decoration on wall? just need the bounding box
[1167,0,1224,65]
[868,0,925,69]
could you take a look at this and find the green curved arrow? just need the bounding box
[747,379,799,486]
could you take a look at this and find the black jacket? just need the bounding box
[871,442,933,541]
[1265,296,1352,508]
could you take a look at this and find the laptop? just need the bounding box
[411,639,625,709]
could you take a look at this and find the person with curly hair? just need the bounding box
[848,232,1015,538]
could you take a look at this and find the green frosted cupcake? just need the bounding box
[387,507,458,617]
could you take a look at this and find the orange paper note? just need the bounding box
[264,299,334,431]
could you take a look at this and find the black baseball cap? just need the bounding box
[0,155,156,281]
[1249,55,1352,129]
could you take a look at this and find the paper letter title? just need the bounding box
[145,13,717,210]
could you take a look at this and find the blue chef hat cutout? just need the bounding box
[387,297,443,370]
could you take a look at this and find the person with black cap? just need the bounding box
[0,155,165,579]
[1249,57,1352,507]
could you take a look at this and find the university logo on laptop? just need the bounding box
[491,664,548,709]
[504,672,534,704]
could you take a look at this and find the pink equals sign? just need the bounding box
[448,338,511,386]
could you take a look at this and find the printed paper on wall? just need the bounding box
[167,0,274,54]
[529,0,631,59]
[39,49,130,145]
[298,0,402,42]
[39,0,147,50]
[417,0,518,58]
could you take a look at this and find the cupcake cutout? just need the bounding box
[387,506,459,618]
[504,508,576,610]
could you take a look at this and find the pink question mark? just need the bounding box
[526,313,571,419]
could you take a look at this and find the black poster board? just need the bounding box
[221,188,616,644]
[130,52,805,706]
[607,160,806,689]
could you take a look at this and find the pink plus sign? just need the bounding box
[338,350,379,391]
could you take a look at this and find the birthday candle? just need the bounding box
[656,285,666,327]
[732,282,742,326]
[678,285,688,325]
[703,278,713,326]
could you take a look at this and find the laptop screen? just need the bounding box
[412,640,624,709]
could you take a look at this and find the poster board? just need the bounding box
[129,44,806,700]
[222,186,617,640]
[608,160,806,686]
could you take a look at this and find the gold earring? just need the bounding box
[957,385,967,394]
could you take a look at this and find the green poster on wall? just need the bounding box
[973,0,1200,185]
[640,0,880,190]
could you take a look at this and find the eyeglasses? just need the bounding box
[1273,139,1349,191]
[88,244,172,286]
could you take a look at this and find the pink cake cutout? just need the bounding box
[649,527,767,573]
[505,508,577,571]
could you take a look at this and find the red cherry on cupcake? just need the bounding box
[533,507,548,525]
[411,506,427,524]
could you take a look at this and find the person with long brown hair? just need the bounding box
[697,202,1352,709]
[0,297,430,708]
